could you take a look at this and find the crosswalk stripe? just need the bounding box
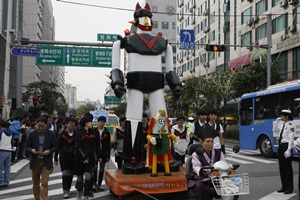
[9,172,62,185]
[109,156,118,168]
[0,177,77,195]
[226,153,277,164]
[10,160,29,173]
[258,191,297,200]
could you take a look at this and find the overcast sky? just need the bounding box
[51,0,140,103]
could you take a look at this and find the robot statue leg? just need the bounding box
[122,89,145,174]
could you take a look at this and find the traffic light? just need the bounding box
[205,45,226,52]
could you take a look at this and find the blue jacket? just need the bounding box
[10,120,21,139]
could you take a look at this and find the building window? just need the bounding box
[210,0,215,6]
[172,22,176,30]
[201,19,207,31]
[209,52,215,61]
[188,61,193,70]
[242,7,252,25]
[152,6,158,12]
[293,47,300,79]
[173,56,176,64]
[172,45,176,53]
[272,51,288,79]
[210,12,215,24]
[241,31,252,46]
[200,2,207,14]
[200,53,206,63]
[194,57,200,67]
[195,24,200,35]
[296,7,300,24]
[162,21,169,29]
[152,21,158,29]
[208,31,215,42]
[201,36,206,44]
[272,14,287,34]
[182,64,187,72]
[256,23,267,40]
[256,0,268,15]
[272,0,281,7]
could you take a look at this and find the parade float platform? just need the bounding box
[105,167,187,196]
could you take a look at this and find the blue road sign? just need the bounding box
[11,48,41,57]
[179,30,195,50]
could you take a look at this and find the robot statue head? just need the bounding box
[129,1,155,32]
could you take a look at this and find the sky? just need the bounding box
[51,0,141,103]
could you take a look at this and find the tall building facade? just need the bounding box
[22,0,65,92]
[64,83,78,110]
[0,0,18,116]
[148,0,177,72]
[176,0,300,81]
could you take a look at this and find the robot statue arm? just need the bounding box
[165,44,182,98]
[110,69,125,98]
[166,71,182,98]
[110,40,126,98]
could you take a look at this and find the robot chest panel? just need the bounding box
[128,54,162,72]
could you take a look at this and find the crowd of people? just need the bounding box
[2,108,300,200]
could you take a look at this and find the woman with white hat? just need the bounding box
[273,109,294,195]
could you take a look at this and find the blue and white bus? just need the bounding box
[239,80,300,158]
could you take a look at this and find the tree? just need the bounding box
[76,102,95,116]
[233,58,282,98]
[24,81,66,117]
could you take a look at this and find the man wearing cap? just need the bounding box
[206,109,225,154]
[190,109,208,144]
[273,109,294,194]
[187,126,225,200]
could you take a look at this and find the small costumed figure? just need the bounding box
[146,110,180,177]
[110,0,182,174]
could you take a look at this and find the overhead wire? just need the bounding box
[56,0,299,17]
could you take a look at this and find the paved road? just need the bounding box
[2,145,300,200]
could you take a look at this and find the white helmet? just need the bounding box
[294,138,300,152]
[188,117,194,121]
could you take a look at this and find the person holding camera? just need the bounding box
[26,117,57,200]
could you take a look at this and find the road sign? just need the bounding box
[36,46,64,65]
[11,48,41,57]
[104,96,122,105]
[179,29,195,50]
[35,46,112,67]
[92,49,112,67]
[97,33,119,42]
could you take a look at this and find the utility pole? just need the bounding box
[16,0,23,117]
[267,14,272,87]
[2,0,13,120]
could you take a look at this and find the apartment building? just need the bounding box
[176,0,300,80]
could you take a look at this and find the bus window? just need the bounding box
[240,99,252,126]
[255,96,271,119]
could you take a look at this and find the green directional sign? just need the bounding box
[97,33,119,42]
[36,46,112,68]
[104,96,122,105]
[65,47,91,66]
[92,49,112,67]
[36,46,64,65]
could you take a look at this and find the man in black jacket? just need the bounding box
[26,117,57,200]
[93,116,111,191]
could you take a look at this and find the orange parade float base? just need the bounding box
[105,167,187,196]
